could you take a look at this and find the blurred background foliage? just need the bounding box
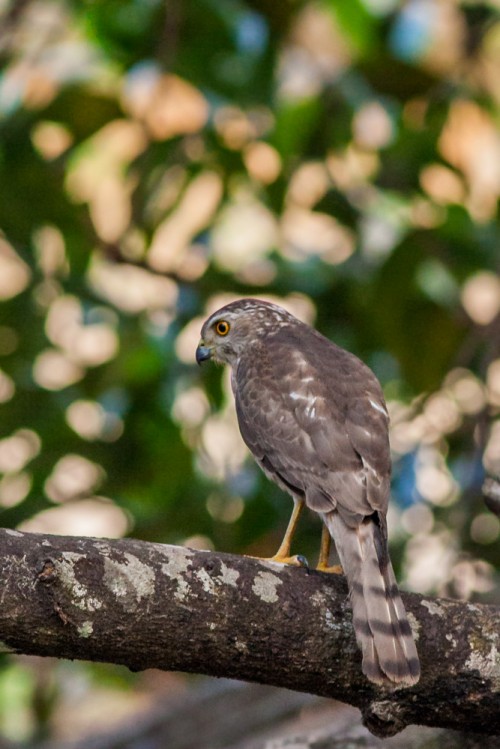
[0,0,500,743]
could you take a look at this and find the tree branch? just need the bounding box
[0,529,499,738]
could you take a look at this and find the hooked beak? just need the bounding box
[196,342,212,365]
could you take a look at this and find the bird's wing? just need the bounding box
[294,329,392,520]
[343,382,391,516]
[233,329,419,687]
[233,334,390,520]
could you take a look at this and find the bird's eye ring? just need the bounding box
[215,320,230,336]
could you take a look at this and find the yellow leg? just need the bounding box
[316,524,342,574]
[268,497,306,566]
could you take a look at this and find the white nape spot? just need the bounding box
[301,376,314,383]
[289,391,304,401]
[369,399,387,416]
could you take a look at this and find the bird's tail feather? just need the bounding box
[324,511,420,686]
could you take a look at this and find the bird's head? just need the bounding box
[196,298,295,367]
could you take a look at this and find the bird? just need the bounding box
[196,298,420,687]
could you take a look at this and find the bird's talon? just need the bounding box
[295,554,309,568]
[267,553,308,568]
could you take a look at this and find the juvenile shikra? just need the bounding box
[196,298,420,686]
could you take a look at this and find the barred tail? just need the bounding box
[324,511,420,686]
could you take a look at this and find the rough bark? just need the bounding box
[0,528,499,738]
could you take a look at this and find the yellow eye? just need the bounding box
[215,320,230,336]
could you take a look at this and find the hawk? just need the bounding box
[196,298,420,686]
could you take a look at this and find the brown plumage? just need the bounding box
[196,298,420,687]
